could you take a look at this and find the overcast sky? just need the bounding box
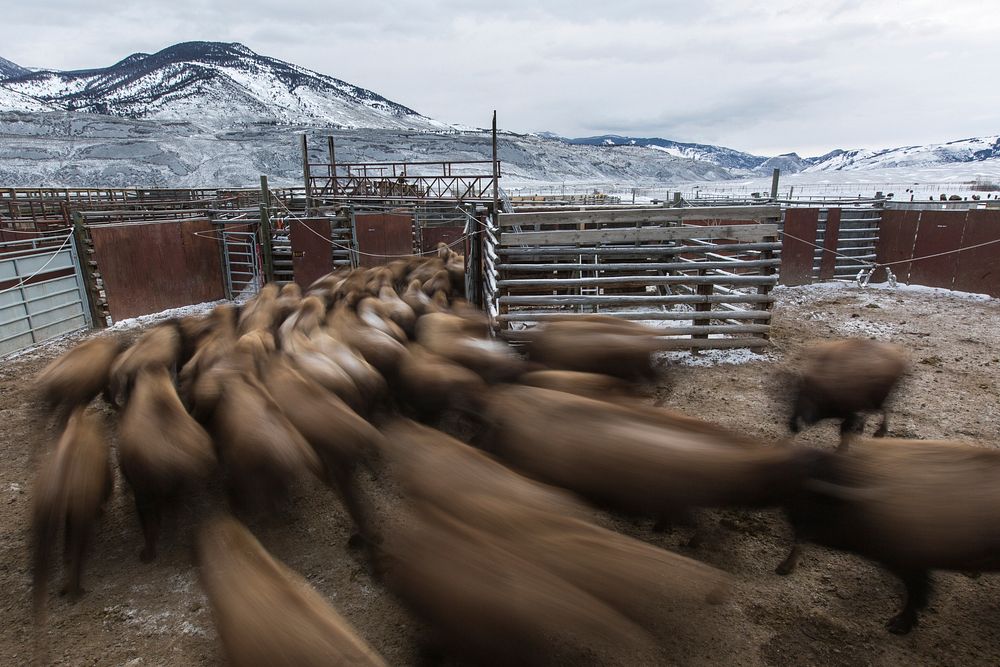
[3,0,998,156]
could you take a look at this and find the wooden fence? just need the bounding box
[489,206,781,350]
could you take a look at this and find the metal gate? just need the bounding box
[0,232,92,356]
[221,231,262,300]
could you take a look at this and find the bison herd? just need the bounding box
[24,243,1000,664]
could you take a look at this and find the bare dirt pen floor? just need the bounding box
[1,282,999,666]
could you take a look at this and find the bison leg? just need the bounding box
[60,519,90,600]
[837,413,866,451]
[330,464,370,549]
[134,494,162,563]
[775,543,802,576]
[886,569,930,635]
[873,409,890,438]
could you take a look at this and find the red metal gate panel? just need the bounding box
[289,218,333,289]
[874,210,920,283]
[354,213,414,268]
[421,225,465,255]
[907,210,967,290]
[779,208,819,286]
[818,208,841,280]
[953,209,1000,297]
[89,218,225,322]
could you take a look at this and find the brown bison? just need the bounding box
[32,408,113,621]
[117,365,217,561]
[524,318,664,381]
[374,419,734,664]
[788,338,908,448]
[479,385,810,533]
[778,437,1000,634]
[197,515,387,667]
[33,335,125,423]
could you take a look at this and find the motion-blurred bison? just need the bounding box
[788,339,908,449]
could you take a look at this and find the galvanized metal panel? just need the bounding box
[952,209,1000,297]
[0,234,90,356]
[873,210,920,283]
[779,208,819,286]
[90,219,225,323]
[908,210,966,290]
[353,213,415,268]
[289,218,334,289]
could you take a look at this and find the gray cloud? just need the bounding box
[2,0,998,155]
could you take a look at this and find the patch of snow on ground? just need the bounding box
[835,317,897,340]
[773,280,994,303]
[108,300,227,330]
[659,347,774,367]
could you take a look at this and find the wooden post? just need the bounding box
[301,134,313,215]
[492,111,500,214]
[692,268,713,352]
[259,175,275,285]
[72,212,106,328]
[327,136,337,200]
[754,229,778,347]
[770,168,780,201]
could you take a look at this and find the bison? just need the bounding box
[197,515,387,667]
[117,365,216,561]
[788,338,908,449]
[777,437,1000,634]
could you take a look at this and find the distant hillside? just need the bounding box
[0,42,448,130]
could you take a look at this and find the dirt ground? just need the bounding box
[1,282,999,666]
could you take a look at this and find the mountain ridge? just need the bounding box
[0,41,446,131]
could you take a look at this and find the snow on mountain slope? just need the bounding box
[803,136,1000,171]
[0,56,30,80]
[0,85,55,112]
[1,42,448,131]
[559,134,768,171]
[0,112,732,188]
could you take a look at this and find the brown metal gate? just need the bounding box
[88,218,225,322]
[289,218,334,289]
[352,212,414,268]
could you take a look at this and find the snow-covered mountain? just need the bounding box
[0,42,995,187]
[0,56,29,80]
[0,42,448,131]
[0,112,731,188]
[800,136,1000,172]
[548,133,1000,175]
[0,86,54,113]
[554,134,769,171]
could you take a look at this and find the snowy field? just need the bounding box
[504,162,1000,203]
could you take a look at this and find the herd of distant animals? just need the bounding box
[24,242,999,664]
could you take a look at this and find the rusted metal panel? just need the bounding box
[873,210,920,283]
[953,209,1000,297]
[89,218,225,322]
[421,225,465,255]
[289,218,333,289]
[907,210,967,290]
[354,213,414,268]
[818,208,841,280]
[779,208,819,286]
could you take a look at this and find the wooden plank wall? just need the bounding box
[495,206,781,350]
[88,218,225,322]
